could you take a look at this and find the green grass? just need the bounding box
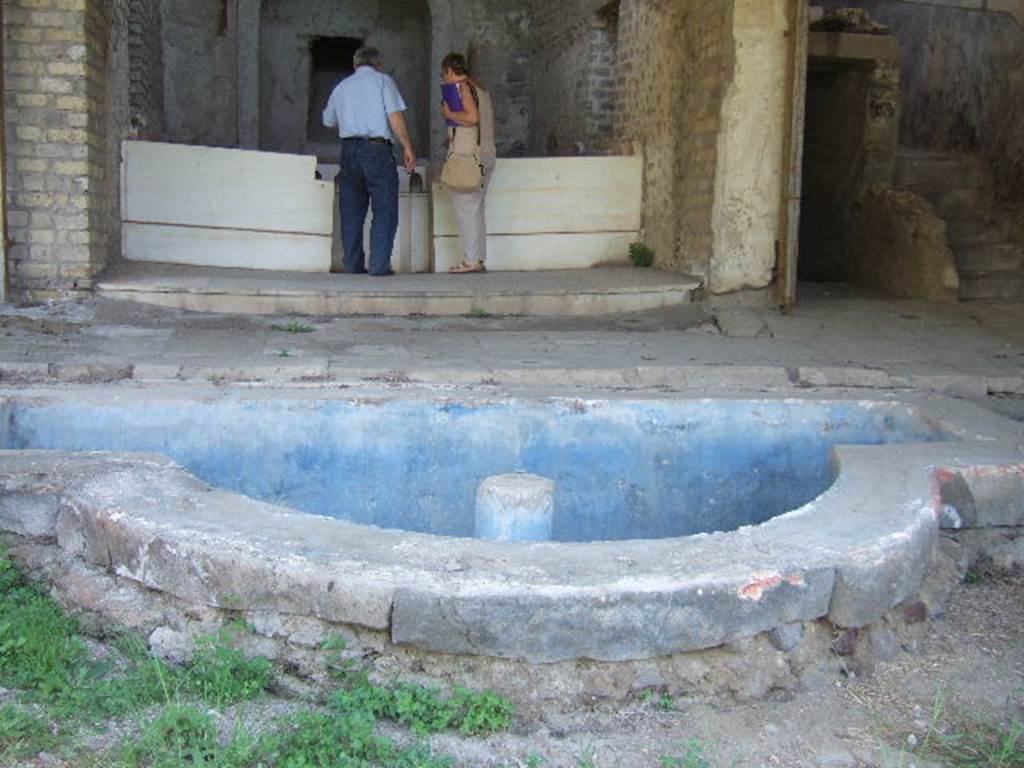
[0,704,58,760]
[260,709,453,768]
[110,703,262,768]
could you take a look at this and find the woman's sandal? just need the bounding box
[449,261,486,274]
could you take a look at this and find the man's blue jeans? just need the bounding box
[339,140,398,275]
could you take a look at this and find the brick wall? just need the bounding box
[526,0,736,274]
[528,0,620,156]
[4,0,97,297]
[2,0,140,298]
[460,0,533,158]
[616,0,733,276]
[823,0,1024,204]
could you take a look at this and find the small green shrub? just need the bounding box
[628,241,655,268]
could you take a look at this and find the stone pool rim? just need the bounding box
[0,387,1022,664]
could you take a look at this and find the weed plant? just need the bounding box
[628,241,655,268]
[182,625,275,708]
[915,692,1024,768]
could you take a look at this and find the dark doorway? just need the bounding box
[307,36,363,145]
[798,60,870,282]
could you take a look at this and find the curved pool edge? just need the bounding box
[1,438,1021,663]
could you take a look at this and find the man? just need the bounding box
[323,46,417,276]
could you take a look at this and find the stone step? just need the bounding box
[929,187,996,219]
[894,150,993,198]
[95,262,702,317]
[959,270,1024,301]
[946,217,1004,244]
[954,241,1024,273]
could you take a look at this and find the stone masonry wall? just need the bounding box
[161,0,238,148]
[4,0,103,297]
[824,0,1024,204]
[616,0,734,276]
[457,0,533,159]
[167,0,533,162]
[528,0,619,156]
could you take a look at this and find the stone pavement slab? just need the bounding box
[0,284,1022,398]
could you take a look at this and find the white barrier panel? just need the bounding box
[122,141,333,272]
[123,224,332,272]
[432,156,641,271]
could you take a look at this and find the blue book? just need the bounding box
[441,82,464,127]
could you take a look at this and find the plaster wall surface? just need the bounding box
[161,0,238,147]
[128,0,165,140]
[454,0,533,159]
[258,0,430,162]
[824,0,1024,203]
[710,0,789,293]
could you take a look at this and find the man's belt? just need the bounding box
[343,136,391,145]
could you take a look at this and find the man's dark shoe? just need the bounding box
[369,269,394,277]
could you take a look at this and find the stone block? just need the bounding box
[828,506,937,628]
[0,492,59,537]
[937,465,1024,528]
[392,566,835,663]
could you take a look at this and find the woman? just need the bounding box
[440,52,496,274]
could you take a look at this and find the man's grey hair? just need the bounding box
[353,46,383,69]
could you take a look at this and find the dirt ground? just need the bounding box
[51,571,1012,768]
[422,573,1023,767]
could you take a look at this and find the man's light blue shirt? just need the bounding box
[322,66,407,142]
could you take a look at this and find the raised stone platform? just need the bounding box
[95,262,701,317]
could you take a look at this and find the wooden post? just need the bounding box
[775,0,809,309]
[0,0,8,304]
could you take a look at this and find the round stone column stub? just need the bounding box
[475,473,555,542]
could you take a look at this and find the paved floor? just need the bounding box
[1,283,1022,408]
